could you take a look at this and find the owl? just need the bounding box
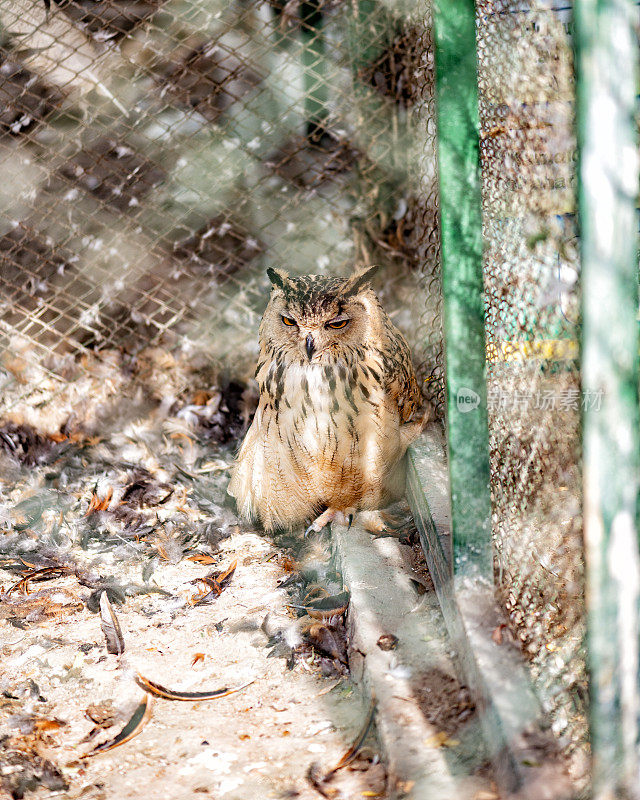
[227,265,425,533]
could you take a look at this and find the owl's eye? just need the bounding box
[326,318,349,330]
[281,315,297,327]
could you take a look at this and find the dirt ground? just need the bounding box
[0,348,581,800]
[0,350,392,800]
[1,528,388,800]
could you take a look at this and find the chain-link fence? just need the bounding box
[477,0,587,786]
[0,0,592,792]
[0,0,434,414]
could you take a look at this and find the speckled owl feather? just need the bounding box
[227,266,424,532]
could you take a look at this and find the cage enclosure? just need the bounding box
[0,0,638,798]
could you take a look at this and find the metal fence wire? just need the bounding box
[477,1,587,785]
[0,0,435,398]
[0,0,586,788]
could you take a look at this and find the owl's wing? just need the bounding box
[381,325,422,424]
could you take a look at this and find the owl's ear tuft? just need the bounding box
[340,265,379,297]
[267,267,290,291]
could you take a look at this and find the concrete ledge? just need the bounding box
[332,523,487,800]
[407,434,572,798]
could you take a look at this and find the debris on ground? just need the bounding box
[0,351,387,799]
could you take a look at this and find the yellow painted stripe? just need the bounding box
[486,339,579,362]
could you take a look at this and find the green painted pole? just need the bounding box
[347,0,388,72]
[300,1,329,139]
[433,0,492,576]
[574,0,640,794]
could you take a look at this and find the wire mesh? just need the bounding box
[477,0,587,787]
[0,0,588,789]
[0,0,435,421]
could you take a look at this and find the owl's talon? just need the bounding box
[347,514,354,530]
[305,508,354,535]
[360,510,395,535]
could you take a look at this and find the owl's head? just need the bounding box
[260,266,382,364]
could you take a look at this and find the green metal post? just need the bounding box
[433,0,492,576]
[300,1,329,139]
[574,0,640,795]
[346,0,384,72]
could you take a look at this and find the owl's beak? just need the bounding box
[305,333,315,361]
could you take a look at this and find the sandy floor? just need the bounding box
[0,352,390,800]
[1,526,390,800]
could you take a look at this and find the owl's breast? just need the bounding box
[281,361,361,431]
[279,359,403,490]
[229,356,411,529]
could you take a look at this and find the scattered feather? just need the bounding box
[134,673,253,702]
[0,747,67,797]
[307,701,377,797]
[99,590,125,655]
[189,559,236,605]
[303,623,347,666]
[6,565,68,596]
[292,590,350,622]
[330,701,377,774]
[85,486,113,516]
[85,695,153,757]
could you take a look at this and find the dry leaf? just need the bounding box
[85,487,113,516]
[33,717,66,733]
[376,633,398,651]
[81,701,117,743]
[186,554,218,565]
[192,390,212,405]
[423,731,460,748]
[491,623,508,645]
[85,702,116,728]
[281,555,296,572]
